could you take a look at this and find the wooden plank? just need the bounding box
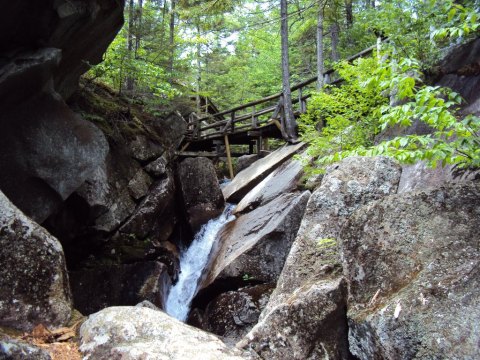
[177,151,217,157]
[224,135,234,179]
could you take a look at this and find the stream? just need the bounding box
[165,204,235,321]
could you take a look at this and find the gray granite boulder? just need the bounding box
[0,191,72,331]
[177,157,225,233]
[341,182,480,360]
[240,157,401,359]
[234,156,304,215]
[79,307,247,360]
[199,191,311,289]
[223,142,306,202]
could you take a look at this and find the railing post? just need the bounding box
[193,113,200,140]
[231,111,235,133]
[298,87,306,113]
[252,106,258,128]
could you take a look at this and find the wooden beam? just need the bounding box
[224,134,234,179]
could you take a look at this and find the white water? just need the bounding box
[165,204,235,321]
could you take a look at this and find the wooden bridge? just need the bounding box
[178,44,378,177]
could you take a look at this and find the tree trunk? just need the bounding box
[280,0,298,143]
[168,0,176,80]
[196,24,202,115]
[345,0,353,27]
[330,21,340,62]
[316,1,324,90]
[126,0,135,92]
[135,0,143,58]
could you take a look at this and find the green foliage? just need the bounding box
[299,57,387,174]
[430,0,480,42]
[305,54,480,170]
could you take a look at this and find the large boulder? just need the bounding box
[70,261,171,315]
[79,307,247,360]
[238,278,350,360]
[0,191,72,331]
[177,157,225,233]
[266,157,401,311]
[340,182,480,359]
[234,156,304,215]
[240,157,401,359]
[223,142,306,202]
[202,284,275,346]
[200,191,311,289]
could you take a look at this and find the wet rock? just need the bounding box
[203,284,275,346]
[341,182,480,360]
[0,191,72,332]
[238,278,350,360]
[177,157,225,233]
[234,157,304,214]
[200,191,310,289]
[79,307,247,360]
[223,142,306,202]
[0,337,51,360]
[70,261,171,315]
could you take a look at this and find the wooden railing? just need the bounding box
[186,43,378,142]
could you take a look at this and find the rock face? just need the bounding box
[397,161,479,194]
[200,191,311,289]
[267,157,401,311]
[0,191,72,331]
[239,278,350,360]
[70,261,171,315]
[1,0,125,99]
[223,142,306,202]
[341,182,480,360]
[177,157,225,233]
[437,37,480,116]
[79,307,247,360]
[0,93,109,223]
[203,285,275,346]
[0,0,124,222]
[234,157,304,215]
[118,175,176,241]
[240,157,401,359]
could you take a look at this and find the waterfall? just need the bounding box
[165,204,235,321]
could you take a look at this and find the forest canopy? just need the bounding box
[88,0,480,169]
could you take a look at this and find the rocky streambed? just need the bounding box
[0,1,479,359]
